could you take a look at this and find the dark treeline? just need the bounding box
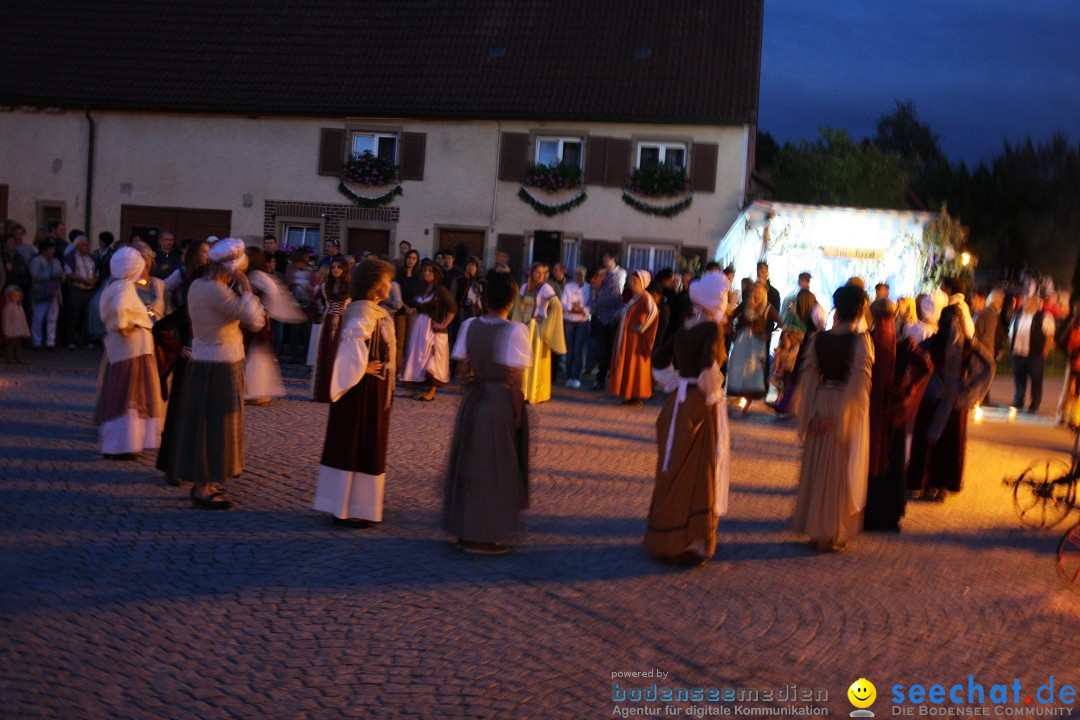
[757,102,1080,298]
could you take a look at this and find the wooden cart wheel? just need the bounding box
[1012,458,1076,529]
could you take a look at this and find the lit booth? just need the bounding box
[715,201,937,305]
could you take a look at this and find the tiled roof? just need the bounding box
[0,0,762,125]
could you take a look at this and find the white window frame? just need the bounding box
[534,136,584,168]
[626,242,678,274]
[636,142,688,170]
[525,231,582,271]
[351,131,399,163]
[282,223,323,256]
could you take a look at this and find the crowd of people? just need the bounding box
[4,218,1080,563]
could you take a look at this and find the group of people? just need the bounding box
[8,218,1080,564]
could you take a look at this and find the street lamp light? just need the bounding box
[961,252,972,267]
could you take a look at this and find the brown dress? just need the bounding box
[442,318,530,543]
[645,320,728,560]
[608,292,659,401]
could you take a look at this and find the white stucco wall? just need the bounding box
[0,109,748,265]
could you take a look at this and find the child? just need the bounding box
[769,329,803,390]
[2,286,30,363]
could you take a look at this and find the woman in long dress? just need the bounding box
[311,257,351,402]
[394,249,421,375]
[94,246,164,459]
[402,260,457,401]
[509,262,566,405]
[243,248,291,405]
[727,280,780,406]
[171,238,265,509]
[312,258,396,528]
[646,272,731,566]
[792,285,874,552]
[608,269,659,406]
[442,270,533,554]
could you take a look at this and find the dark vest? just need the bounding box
[1011,310,1046,358]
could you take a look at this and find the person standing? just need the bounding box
[646,272,731,566]
[313,258,397,528]
[283,249,314,364]
[780,272,812,330]
[394,249,421,374]
[28,238,65,349]
[1010,293,1056,413]
[607,269,659,406]
[973,289,1006,406]
[63,234,98,348]
[792,285,874,552]
[94,247,163,459]
[311,257,351,402]
[442,270,532,554]
[317,239,343,270]
[561,265,591,388]
[171,239,265,509]
[402,260,457,401]
[590,252,626,390]
[154,231,183,280]
[1057,303,1080,429]
[243,248,289,406]
[509,262,565,404]
[726,281,780,406]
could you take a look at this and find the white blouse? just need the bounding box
[452,316,532,369]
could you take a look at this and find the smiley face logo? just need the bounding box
[848,679,876,708]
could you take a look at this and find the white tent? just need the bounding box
[715,201,936,306]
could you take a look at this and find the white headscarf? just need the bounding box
[633,269,652,293]
[109,246,145,282]
[689,272,730,324]
[919,288,948,327]
[208,237,246,272]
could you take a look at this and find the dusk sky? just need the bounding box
[759,0,1080,165]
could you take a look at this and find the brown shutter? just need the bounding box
[690,142,719,193]
[496,233,526,277]
[398,132,427,181]
[603,138,632,188]
[318,128,346,177]
[584,137,609,185]
[0,184,8,219]
[498,132,530,182]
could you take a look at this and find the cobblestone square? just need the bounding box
[1,356,1078,719]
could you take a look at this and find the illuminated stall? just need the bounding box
[715,201,937,304]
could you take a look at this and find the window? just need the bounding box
[284,224,321,253]
[636,142,687,170]
[36,200,65,230]
[535,136,583,168]
[627,243,677,274]
[352,132,398,162]
[562,237,579,272]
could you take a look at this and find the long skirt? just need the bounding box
[94,354,163,454]
[312,374,391,521]
[521,320,553,404]
[172,360,245,485]
[792,386,864,545]
[863,427,907,531]
[310,311,343,402]
[727,331,767,399]
[645,386,728,559]
[156,354,188,475]
[907,400,966,494]
[245,333,285,401]
[442,380,530,543]
[306,321,321,366]
[402,314,450,384]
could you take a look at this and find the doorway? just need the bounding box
[437,228,485,265]
[346,228,392,258]
[121,205,231,250]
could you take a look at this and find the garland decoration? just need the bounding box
[622,163,693,217]
[517,185,588,216]
[621,189,693,217]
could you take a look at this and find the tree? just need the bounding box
[873,101,951,208]
[771,128,912,209]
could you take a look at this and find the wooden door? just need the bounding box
[0,185,8,221]
[121,205,231,249]
[346,228,391,258]
[438,229,485,264]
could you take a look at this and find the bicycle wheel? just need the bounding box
[1057,522,1080,591]
[1012,458,1077,529]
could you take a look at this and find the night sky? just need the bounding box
[760,0,1080,165]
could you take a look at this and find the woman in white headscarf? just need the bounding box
[607,269,659,406]
[645,272,732,566]
[169,238,264,509]
[94,246,164,459]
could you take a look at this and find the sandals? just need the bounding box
[190,487,233,510]
[457,539,511,555]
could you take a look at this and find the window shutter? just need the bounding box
[690,142,719,193]
[318,128,346,177]
[498,132,530,182]
[496,233,526,277]
[603,138,632,188]
[398,132,427,181]
[584,137,609,185]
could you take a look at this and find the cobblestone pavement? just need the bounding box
[1,353,1079,719]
